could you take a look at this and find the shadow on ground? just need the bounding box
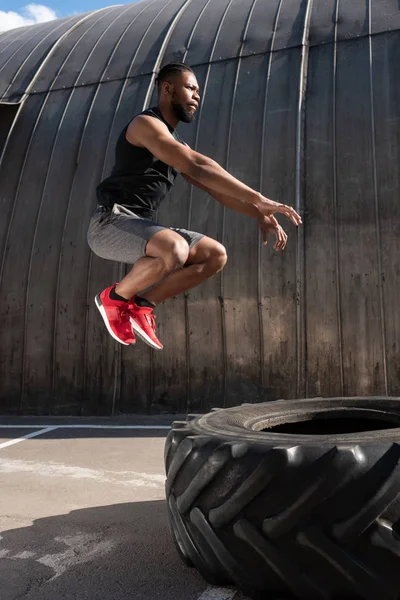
[0,500,205,600]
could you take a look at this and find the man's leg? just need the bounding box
[140,236,228,305]
[115,229,190,300]
[114,232,227,350]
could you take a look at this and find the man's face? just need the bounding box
[170,71,200,123]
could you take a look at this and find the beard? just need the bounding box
[171,96,195,123]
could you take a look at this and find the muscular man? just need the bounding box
[87,62,302,350]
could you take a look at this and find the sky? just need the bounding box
[0,0,138,31]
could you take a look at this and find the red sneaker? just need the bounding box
[95,285,136,345]
[129,298,163,350]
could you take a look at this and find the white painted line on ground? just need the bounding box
[0,425,171,429]
[0,457,165,487]
[197,586,237,600]
[0,426,59,450]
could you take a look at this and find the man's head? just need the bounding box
[156,62,200,123]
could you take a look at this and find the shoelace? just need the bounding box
[145,313,156,331]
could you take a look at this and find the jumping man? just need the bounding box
[87,62,302,350]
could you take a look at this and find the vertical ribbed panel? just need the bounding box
[305,0,343,398]
[371,29,400,396]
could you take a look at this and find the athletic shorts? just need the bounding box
[87,203,204,264]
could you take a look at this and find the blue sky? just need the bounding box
[0,0,139,30]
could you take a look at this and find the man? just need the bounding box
[87,62,302,350]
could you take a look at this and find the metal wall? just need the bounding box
[0,0,399,415]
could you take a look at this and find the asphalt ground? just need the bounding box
[0,417,251,600]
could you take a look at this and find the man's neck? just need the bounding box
[156,102,179,130]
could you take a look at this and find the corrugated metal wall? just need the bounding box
[0,0,399,415]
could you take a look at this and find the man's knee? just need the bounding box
[147,231,190,272]
[164,237,190,271]
[209,243,228,273]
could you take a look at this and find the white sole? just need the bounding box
[95,295,132,346]
[130,317,163,351]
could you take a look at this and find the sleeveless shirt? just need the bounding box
[96,106,186,219]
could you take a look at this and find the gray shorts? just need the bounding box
[87,204,204,264]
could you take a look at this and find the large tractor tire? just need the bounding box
[164,397,400,600]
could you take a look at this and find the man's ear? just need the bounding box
[162,81,173,96]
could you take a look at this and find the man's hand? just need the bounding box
[256,195,302,227]
[259,215,288,251]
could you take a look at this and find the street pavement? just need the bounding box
[0,418,251,600]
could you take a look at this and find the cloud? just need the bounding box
[0,4,58,32]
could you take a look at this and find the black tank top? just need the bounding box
[96,106,186,219]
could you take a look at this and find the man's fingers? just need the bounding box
[262,222,288,251]
[277,204,302,225]
[273,226,286,251]
[269,214,279,227]
[278,228,287,250]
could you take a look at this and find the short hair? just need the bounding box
[156,62,194,89]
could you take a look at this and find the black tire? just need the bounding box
[164,397,400,600]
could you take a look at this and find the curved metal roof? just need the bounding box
[1,0,400,102]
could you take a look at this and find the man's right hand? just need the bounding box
[256,194,302,227]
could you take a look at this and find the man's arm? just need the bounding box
[182,174,288,250]
[126,116,302,226]
[182,173,262,220]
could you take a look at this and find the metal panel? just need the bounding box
[210,0,257,63]
[0,29,23,50]
[243,0,280,56]
[0,17,83,102]
[36,7,124,92]
[159,0,211,64]
[174,0,250,411]
[30,8,118,94]
[181,0,233,66]
[335,36,386,395]
[371,0,400,35]
[337,0,369,41]
[22,86,96,414]
[0,91,69,413]
[0,28,37,68]
[0,104,18,155]
[270,0,310,51]
[371,31,400,395]
[125,0,190,80]
[97,0,173,83]
[55,81,125,416]
[223,53,267,407]
[0,94,45,412]
[74,2,155,88]
[184,60,235,412]
[2,0,400,98]
[309,0,336,47]
[259,48,301,401]
[0,24,52,70]
[305,42,343,397]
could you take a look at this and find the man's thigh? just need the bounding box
[146,227,205,258]
[184,236,227,264]
[87,206,167,264]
